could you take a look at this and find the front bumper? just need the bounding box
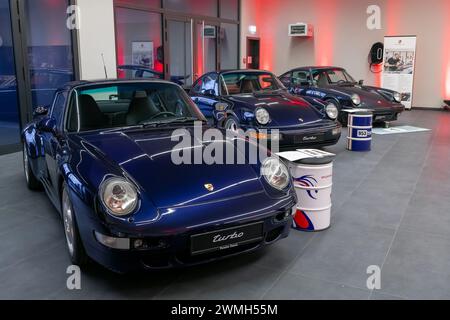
[243,122,342,150]
[367,105,405,122]
[71,190,296,273]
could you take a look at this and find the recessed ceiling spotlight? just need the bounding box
[249,25,257,35]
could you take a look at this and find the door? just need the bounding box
[193,20,219,81]
[0,0,21,152]
[165,17,193,87]
[246,38,260,69]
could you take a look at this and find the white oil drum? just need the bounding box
[288,156,334,232]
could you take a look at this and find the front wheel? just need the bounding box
[62,184,89,266]
[223,116,240,132]
[23,144,42,191]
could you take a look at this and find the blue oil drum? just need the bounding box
[347,112,373,152]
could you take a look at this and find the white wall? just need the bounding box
[77,0,117,80]
[241,0,450,108]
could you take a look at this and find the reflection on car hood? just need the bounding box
[327,85,398,109]
[229,93,325,127]
[78,127,264,209]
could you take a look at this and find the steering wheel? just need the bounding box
[140,112,177,123]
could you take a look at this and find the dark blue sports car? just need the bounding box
[189,70,342,149]
[22,79,296,273]
[279,67,405,126]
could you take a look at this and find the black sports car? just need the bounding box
[279,67,405,126]
[189,70,342,149]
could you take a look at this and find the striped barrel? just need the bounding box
[347,112,373,152]
[288,156,334,232]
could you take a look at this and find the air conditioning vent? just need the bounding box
[289,23,314,37]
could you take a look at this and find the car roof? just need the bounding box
[218,69,273,75]
[57,78,175,91]
[290,66,345,72]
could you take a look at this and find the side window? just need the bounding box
[292,71,310,86]
[191,78,204,95]
[279,73,292,86]
[67,91,79,132]
[50,91,68,127]
[192,73,218,96]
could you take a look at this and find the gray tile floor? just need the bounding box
[0,110,449,300]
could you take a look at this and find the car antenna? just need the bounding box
[101,53,108,79]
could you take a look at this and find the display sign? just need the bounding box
[382,36,417,110]
[204,26,216,38]
[132,41,154,68]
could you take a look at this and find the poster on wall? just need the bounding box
[132,41,154,69]
[382,36,417,110]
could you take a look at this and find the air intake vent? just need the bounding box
[289,23,314,37]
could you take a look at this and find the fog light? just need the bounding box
[95,231,130,250]
[332,127,341,136]
[133,239,144,249]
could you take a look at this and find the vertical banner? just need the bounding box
[382,36,417,110]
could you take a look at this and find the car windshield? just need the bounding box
[67,82,204,132]
[220,72,285,95]
[313,69,356,85]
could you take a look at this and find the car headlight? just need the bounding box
[261,157,290,191]
[325,103,338,120]
[393,92,401,103]
[255,108,270,125]
[100,178,139,216]
[351,94,361,106]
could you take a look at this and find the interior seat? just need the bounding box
[240,79,255,93]
[78,95,109,131]
[126,91,161,125]
[317,73,329,87]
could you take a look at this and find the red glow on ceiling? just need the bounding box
[385,0,403,36]
[314,0,337,66]
[253,0,275,71]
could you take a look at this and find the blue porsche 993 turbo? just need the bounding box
[189,70,342,149]
[22,79,297,273]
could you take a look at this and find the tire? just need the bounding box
[23,144,42,191]
[61,184,89,266]
[223,116,240,132]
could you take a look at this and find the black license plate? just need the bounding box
[191,222,264,256]
[294,133,324,144]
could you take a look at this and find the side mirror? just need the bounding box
[38,117,57,133]
[33,106,49,118]
[358,80,364,86]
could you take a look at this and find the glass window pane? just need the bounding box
[115,8,164,79]
[164,0,218,17]
[220,24,238,70]
[220,0,238,20]
[25,0,75,110]
[0,0,21,147]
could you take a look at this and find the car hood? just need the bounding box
[77,127,265,209]
[228,93,324,127]
[327,85,398,109]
